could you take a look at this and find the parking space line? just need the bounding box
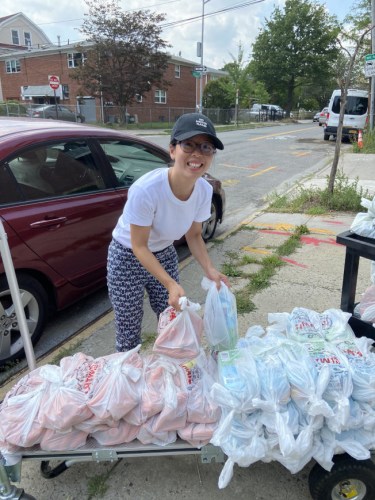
[248,166,277,177]
[248,126,316,141]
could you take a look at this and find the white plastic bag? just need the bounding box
[201,277,238,350]
[350,197,375,239]
[153,297,202,359]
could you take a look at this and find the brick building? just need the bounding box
[0,13,226,124]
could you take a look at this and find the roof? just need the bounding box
[22,85,58,97]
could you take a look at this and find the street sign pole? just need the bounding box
[48,75,60,120]
[371,0,375,129]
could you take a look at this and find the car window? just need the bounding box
[98,139,168,187]
[332,96,368,116]
[0,164,23,205]
[6,140,106,200]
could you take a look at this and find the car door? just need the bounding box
[2,139,126,288]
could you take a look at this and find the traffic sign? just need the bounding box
[194,65,207,72]
[49,74,60,90]
[364,54,375,78]
[191,71,202,78]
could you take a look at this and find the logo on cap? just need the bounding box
[196,118,208,128]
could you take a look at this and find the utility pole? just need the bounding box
[370,0,375,129]
[199,0,210,113]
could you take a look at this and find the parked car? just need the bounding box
[313,111,320,122]
[318,107,329,126]
[0,117,226,365]
[26,104,85,123]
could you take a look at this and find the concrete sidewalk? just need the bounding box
[6,151,375,500]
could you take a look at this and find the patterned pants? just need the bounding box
[107,238,180,351]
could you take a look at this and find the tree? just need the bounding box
[203,78,234,109]
[72,0,170,123]
[203,43,269,109]
[250,0,340,114]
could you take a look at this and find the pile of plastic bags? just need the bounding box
[2,275,375,491]
[210,307,375,488]
[0,285,235,466]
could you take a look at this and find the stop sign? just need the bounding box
[49,75,60,90]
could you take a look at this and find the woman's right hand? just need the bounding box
[167,282,186,310]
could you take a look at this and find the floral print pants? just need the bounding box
[107,239,180,352]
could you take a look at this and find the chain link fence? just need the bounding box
[0,101,316,126]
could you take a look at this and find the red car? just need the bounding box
[0,118,225,365]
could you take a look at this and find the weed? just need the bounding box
[239,254,259,266]
[353,128,375,154]
[235,290,256,313]
[276,234,301,256]
[87,474,109,498]
[221,251,242,277]
[141,332,157,351]
[266,170,369,213]
[50,340,83,365]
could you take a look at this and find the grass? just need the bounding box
[222,226,310,315]
[267,170,370,214]
[353,127,375,154]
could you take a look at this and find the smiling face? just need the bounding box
[169,134,215,181]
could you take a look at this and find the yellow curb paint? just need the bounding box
[248,166,277,178]
[242,246,272,255]
[248,126,316,141]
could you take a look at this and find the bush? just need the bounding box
[0,100,28,117]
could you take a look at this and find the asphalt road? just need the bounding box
[0,121,348,381]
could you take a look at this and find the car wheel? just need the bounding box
[308,455,375,500]
[202,199,218,241]
[0,274,48,365]
[319,123,322,126]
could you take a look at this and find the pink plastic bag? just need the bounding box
[153,297,203,359]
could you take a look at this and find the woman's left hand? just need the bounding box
[206,267,230,289]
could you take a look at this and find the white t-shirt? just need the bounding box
[112,168,213,252]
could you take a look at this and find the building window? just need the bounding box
[135,94,142,103]
[154,90,166,104]
[175,64,181,78]
[67,52,87,68]
[5,59,21,73]
[11,29,20,45]
[24,32,31,47]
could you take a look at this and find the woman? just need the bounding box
[107,112,229,352]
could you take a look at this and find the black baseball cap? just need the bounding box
[171,113,224,150]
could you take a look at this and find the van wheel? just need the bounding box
[324,133,330,141]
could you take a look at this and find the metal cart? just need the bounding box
[2,222,375,500]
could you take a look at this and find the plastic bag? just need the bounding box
[153,297,202,359]
[201,277,238,350]
[350,197,375,239]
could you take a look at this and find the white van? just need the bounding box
[324,89,368,141]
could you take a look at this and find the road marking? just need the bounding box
[222,179,239,186]
[248,166,277,178]
[291,151,311,157]
[220,163,262,171]
[248,126,316,141]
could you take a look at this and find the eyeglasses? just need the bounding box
[178,140,216,156]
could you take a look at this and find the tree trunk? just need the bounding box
[328,29,371,193]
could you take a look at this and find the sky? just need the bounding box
[2,0,355,69]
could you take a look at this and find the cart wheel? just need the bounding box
[308,455,375,500]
